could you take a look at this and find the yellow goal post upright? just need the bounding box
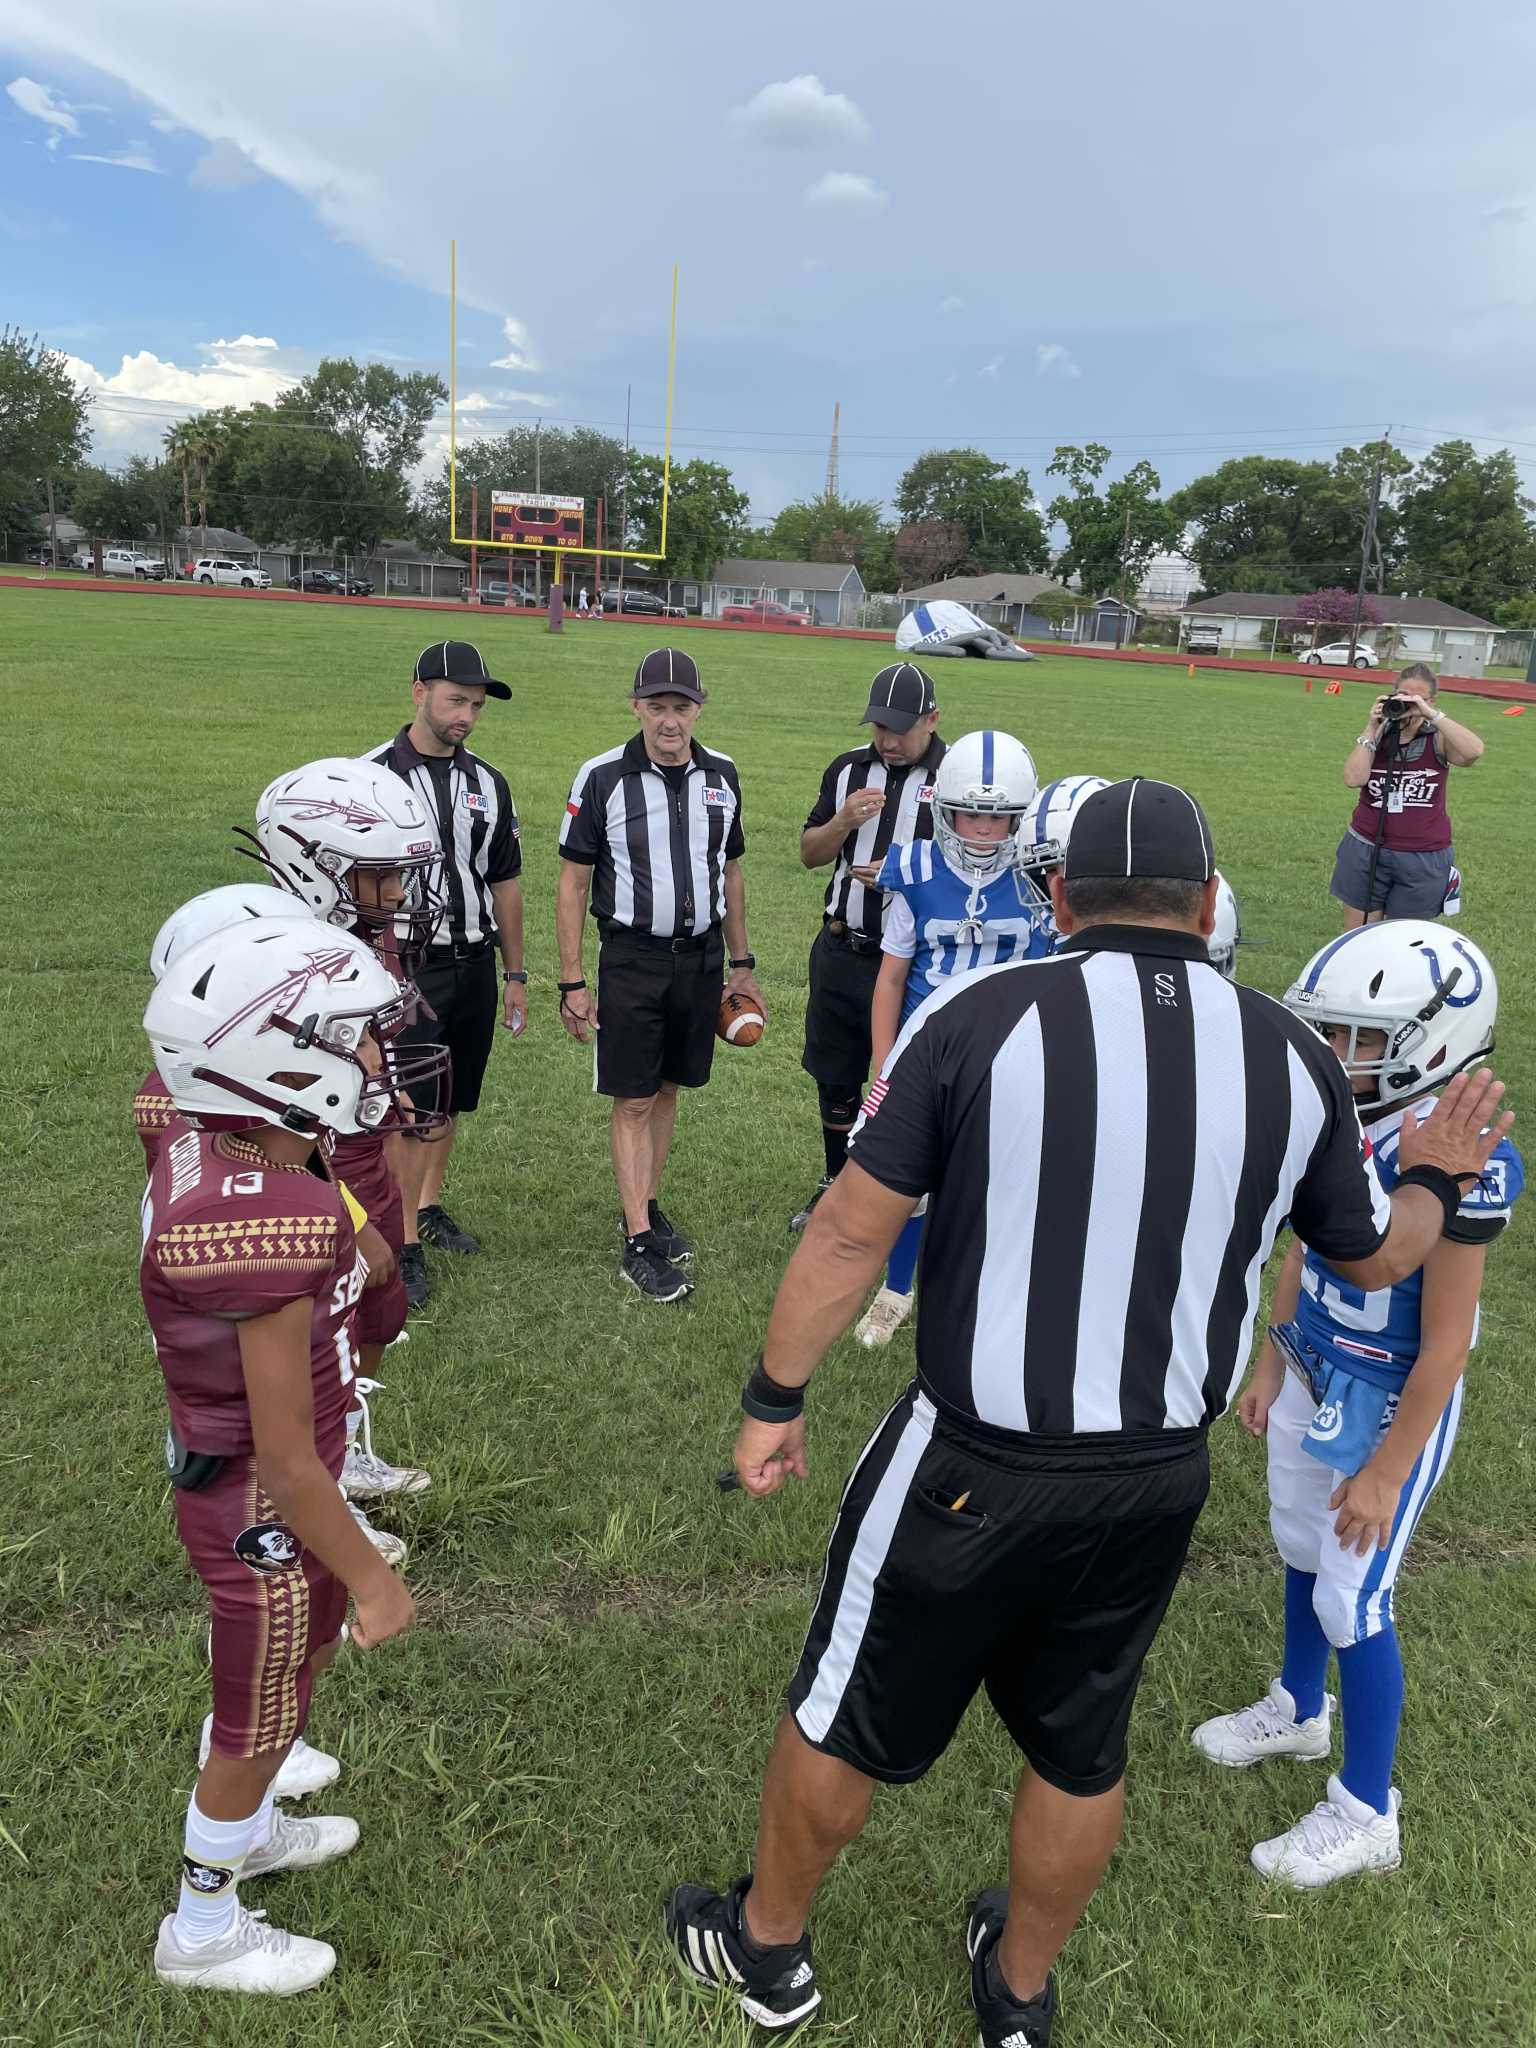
[448,241,679,579]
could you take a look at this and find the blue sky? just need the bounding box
[7,0,1536,524]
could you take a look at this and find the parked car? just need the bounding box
[194,556,271,589]
[289,570,345,594]
[464,576,538,606]
[1184,622,1223,654]
[719,598,812,627]
[1301,641,1379,669]
[103,548,168,580]
[69,549,94,571]
[23,543,56,567]
[601,587,669,616]
[334,573,373,596]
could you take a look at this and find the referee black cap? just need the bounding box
[1064,777,1215,883]
[633,646,707,704]
[861,661,937,733]
[412,640,510,700]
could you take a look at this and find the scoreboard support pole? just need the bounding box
[469,485,479,605]
[548,555,564,632]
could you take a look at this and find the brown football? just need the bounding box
[717,990,766,1047]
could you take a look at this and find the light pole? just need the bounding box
[36,474,59,568]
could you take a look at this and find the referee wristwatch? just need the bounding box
[729,953,756,970]
[502,969,528,985]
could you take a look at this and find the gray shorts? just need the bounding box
[1330,831,1455,918]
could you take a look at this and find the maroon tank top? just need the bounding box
[1348,732,1451,852]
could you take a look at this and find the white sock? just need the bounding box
[171,1795,261,1947]
[251,1782,277,1851]
[346,1406,363,1446]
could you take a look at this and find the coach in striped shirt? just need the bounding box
[790,661,944,1233]
[557,648,763,1302]
[367,640,525,1309]
[665,777,1511,2044]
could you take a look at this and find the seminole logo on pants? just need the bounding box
[233,1522,301,1573]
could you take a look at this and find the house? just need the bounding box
[1077,596,1141,646]
[175,524,262,566]
[707,557,865,627]
[1180,592,1501,669]
[899,573,1076,638]
[359,540,468,600]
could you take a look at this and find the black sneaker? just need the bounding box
[417,1205,481,1255]
[788,1177,832,1233]
[400,1242,431,1312]
[665,1875,820,2032]
[968,1890,1056,2048]
[648,1199,694,1264]
[621,1231,693,1303]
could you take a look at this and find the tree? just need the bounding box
[624,454,751,580]
[275,359,446,482]
[1167,443,1411,596]
[414,424,628,549]
[768,493,888,568]
[894,448,1047,574]
[892,517,969,585]
[1395,441,1536,621]
[163,420,196,531]
[0,328,91,508]
[1496,591,1536,631]
[1031,585,1081,638]
[1045,444,1180,600]
[1294,586,1384,646]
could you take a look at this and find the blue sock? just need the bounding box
[1280,1568,1329,1722]
[1337,1627,1404,1815]
[884,1214,924,1298]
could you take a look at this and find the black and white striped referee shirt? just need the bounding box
[847,925,1392,1435]
[559,732,745,937]
[366,727,521,947]
[804,736,947,939]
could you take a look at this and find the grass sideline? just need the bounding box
[2,590,1532,2046]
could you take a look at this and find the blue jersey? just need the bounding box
[1295,1096,1524,1388]
[877,839,1052,1023]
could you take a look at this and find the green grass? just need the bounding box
[2,590,1532,2046]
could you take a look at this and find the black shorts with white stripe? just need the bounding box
[787,1381,1209,1794]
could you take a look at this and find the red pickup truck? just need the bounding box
[720,598,812,628]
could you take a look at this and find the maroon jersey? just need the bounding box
[133,1065,177,1172]
[1348,732,1451,852]
[330,1125,395,1219]
[140,1127,362,1455]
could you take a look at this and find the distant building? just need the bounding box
[898,573,1076,638]
[1135,550,1202,613]
[1181,591,1501,667]
[707,557,865,627]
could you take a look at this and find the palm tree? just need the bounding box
[184,422,225,551]
[162,420,195,537]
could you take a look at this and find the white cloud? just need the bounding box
[938,294,965,314]
[203,334,279,352]
[805,171,888,213]
[489,315,541,372]
[6,75,80,148]
[1035,341,1081,379]
[61,335,310,456]
[189,138,262,189]
[801,255,829,272]
[730,74,869,149]
[69,150,162,172]
[149,114,182,134]
[458,388,556,412]
[978,354,1004,379]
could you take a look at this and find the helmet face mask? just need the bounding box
[933,731,1039,879]
[1207,872,1242,979]
[1017,775,1110,884]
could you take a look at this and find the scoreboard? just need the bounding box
[490,491,585,551]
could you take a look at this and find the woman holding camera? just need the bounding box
[1331,663,1483,928]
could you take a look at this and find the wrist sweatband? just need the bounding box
[557,979,587,993]
[1394,1163,1465,1230]
[742,1356,805,1423]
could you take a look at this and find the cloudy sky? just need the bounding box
[6,0,1536,522]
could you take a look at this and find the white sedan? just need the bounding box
[1301,640,1379,669]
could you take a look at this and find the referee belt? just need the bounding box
[423,937,496,962]
[823,918,881,956]
[598,919,716,954]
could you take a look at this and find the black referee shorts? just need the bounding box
[400,948,497,1116]
[788,1383,1208,1796]
[595,925,724,1099]
[801,925,881,1095]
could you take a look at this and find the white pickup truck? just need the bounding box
[102,549,168,581]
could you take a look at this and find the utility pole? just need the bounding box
[825,401,840,500]
[616,383,632,611]
[39,473,59,569]
[1116,497,1133,649]
[1347,429,1391,668]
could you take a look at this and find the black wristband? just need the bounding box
[1394,1163,1466,1230]
[556,979,587,993]
[742,1356,804,1423]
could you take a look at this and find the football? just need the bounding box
[717,989,766,1047]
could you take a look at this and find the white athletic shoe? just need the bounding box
[855,1287,913,1348]
[385,1329,410,1348]
[243,1806,360,1877]
[1251,1773,1402,1888]
[340,1442,431,1499]
[153,1907,336,1994]
[1191,1680,1334,1767]
[198,1716,341,1799]
[347,1498,407,1567]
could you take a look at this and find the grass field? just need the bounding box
[2,588,1533,2047]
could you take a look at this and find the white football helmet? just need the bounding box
[1017,774,1112,880]
[150,883,318,982]
[144,921,450,1138]
[1283,921,1497,1110]
[1208,871,1242,979]
[247,758,444,966]
[933,730,1039,877]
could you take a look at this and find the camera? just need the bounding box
[1379,696,1414,726]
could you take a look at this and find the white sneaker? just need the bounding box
[385,1329,410,1348]
[341,1442,431,1499]
[855,1287,913,1348]
[347,1498,407,1567]
[198,1716,341,1799]
[1251,1773,1402,1888]
[1191,1680,1334,1767]
[243,1806,359,1877]
[153,1907,336,1994]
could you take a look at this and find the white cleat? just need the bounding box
[198,1716,340,1800]
[346,1498,407,1567]
[855,1286,914,1349]
[153,1908,336,1994]
[244,1806,359,1877]
[341,1442,431,1499]
[1251,1773,1402,1889]
[1191,1680,1334,1767]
